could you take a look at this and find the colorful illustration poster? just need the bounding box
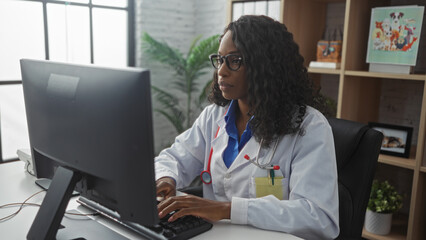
[366,6,424,65]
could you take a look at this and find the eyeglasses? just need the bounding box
[209,54,243,71]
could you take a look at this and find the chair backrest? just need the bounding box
[327,118,383,240]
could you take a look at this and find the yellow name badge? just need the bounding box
[255,177,284,200]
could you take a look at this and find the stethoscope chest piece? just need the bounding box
[200,170,212,184]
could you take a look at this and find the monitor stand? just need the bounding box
[27,166,81,240]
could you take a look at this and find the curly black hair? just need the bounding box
[208,15,315,147]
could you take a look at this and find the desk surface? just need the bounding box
[0,161,301,239]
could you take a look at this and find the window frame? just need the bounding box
[0,0,135,162]
[227,0,284,23]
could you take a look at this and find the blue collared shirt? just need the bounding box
[223,100,253,168]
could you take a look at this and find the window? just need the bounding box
[0,0,135,162]
[231,0,281,22]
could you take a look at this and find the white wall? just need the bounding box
[135,0,227,152]
[195,0,228,39]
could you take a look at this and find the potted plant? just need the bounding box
[141,33,219,135]
[364,179,403,235]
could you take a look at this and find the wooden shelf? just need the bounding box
[378,155,416,170]
[344,70,426,81]
[308,67,341,75]
[362,214,408,240]
[421,166,426,173]
[362,229,406,240]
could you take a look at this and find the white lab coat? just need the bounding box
[155,104,339,239]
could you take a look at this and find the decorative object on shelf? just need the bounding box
[368,122,413,158]
[365,180,403,235]
[366,5,424,74]
[315,26,343,61]
[311,26,343,69]
[308,61,341,69]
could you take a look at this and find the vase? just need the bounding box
[364,209,393,235]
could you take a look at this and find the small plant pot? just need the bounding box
[364,209,393,235]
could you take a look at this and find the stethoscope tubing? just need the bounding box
[200,125,220,184]
[200,125,280,184]
[244,138,279,170]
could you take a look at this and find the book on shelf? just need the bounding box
[366,5,424,74]
[309,61,341,69]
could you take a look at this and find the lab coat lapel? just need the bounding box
[210,118,228,170]
[228,137,259,172]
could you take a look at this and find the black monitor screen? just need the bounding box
[20,59,158,239]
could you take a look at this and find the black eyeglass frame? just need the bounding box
[209,54,243,71]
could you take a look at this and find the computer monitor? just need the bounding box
[20,59,158,239]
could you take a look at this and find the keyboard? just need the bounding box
[77,197,213,240]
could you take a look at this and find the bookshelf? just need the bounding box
[229,0,426,239]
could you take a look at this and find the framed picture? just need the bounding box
[368,122,413,158]
[366,6,425,65]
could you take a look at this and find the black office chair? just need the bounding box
[328,118,383,240]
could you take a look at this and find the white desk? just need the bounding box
[0,161,301,239]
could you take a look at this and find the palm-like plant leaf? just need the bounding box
[155,108,185,134]
[183,34,220,127]
[141,33,186,76]
[196,78,213,110]
[187,35,203,58]
[142,33,219,134]
[151,86,179,109]
[151,86,185,133]
[187,34,220,77]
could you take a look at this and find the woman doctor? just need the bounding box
[155,15,339,239]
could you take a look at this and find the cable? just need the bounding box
[0,189,45,222]
[25,161,35,176]
[0,203,40,222]
[0,202,41,209]
[0,190,98,222]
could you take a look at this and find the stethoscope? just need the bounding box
[200,126,280,184]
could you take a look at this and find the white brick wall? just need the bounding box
[135,0,227,152]
[195,0,228,38]
[378,79,423,145]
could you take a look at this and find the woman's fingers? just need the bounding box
[156,177,176,199]
[158,195,195,215]
[158,195,231,222]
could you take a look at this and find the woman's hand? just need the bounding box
[157,195,231,222]
[156,177,176,200]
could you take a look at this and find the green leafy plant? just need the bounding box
[367,180,403,214]
[312,92,337,118]
[142,32,219,134]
